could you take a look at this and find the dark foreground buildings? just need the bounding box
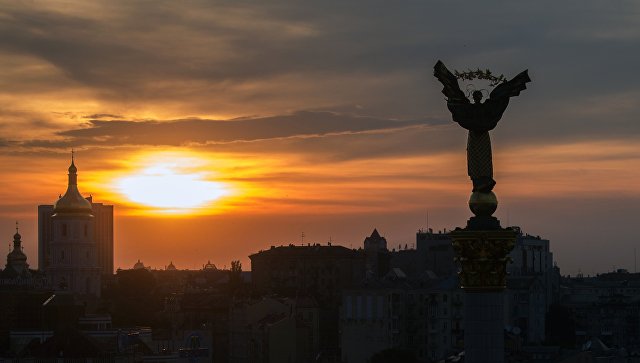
[4,187,639,363]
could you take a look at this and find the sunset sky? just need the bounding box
[1,1,639,274]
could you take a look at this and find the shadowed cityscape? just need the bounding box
[1,153,637,362]
[1,1,640,362]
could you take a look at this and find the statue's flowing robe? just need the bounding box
[467,131,492,179]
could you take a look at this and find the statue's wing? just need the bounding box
[489,69,531,101]
[434,60,468,103]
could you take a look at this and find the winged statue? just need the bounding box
[434,60,531,193]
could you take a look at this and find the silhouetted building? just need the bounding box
[250,243,365,304]
[5,226,29,277]
[416,228,456,277]
[88,199,114,275]
[250,243,365,357]
[364,229,390,278]
[386,229,455,279]
[0,227,47,290]
[504,227,559,345]
[340,271,463,363]
[561,271,640,350]
[38,190,113,276]
[229,296,320,363]
[44,156,101,297]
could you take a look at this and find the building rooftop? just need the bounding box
[250,243,360,258]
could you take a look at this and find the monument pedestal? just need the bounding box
[451,227,516,363]
[464,291,505,363]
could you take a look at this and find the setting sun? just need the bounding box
[115,157,228,213]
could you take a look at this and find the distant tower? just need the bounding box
[363,229,389,278]
[39,167,113,276]
[363,228,387,251]
[87,197,114,275]
[133,259,145,270]
[46,154,101,296]
[5,223,30,277]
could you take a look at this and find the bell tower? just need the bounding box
[46,153,101,297]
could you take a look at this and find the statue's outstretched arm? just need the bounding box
[434,60,468,104]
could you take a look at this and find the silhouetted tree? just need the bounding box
[229,260,242,290]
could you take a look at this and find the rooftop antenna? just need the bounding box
[301,232,305,244]
[426,210,429,231]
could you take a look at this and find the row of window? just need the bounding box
[60,223,89,237]
[344,295,385,320]
[57,250,92,263]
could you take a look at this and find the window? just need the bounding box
[84,224,88,236]
[62,224,67,237]
[60,250,65,261]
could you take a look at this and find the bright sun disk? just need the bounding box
[116,161,227,211]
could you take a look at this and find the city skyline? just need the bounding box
[1,1,639,274]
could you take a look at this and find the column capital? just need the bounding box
[450,228,516,291]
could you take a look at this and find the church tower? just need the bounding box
[46,153,101,297]
[5,223,30,277]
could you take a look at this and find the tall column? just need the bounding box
[432,60,529,362]
[450,192,515,363]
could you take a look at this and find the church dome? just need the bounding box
[53,155,92,216]
[133,259,145,270]
[6,226,29,275]
[204,260,217,270]
[7,248,27,265]
[167,261,176,271]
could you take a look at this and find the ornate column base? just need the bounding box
[451,220,516,363]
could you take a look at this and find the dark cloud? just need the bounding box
[2,1,639,135]
[18,111,445,150]
[82,113,123,119]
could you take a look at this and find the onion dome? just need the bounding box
[167,261,176,271]
[133,259,145,270]
[6,223,29,275]
[53,153,92,216]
